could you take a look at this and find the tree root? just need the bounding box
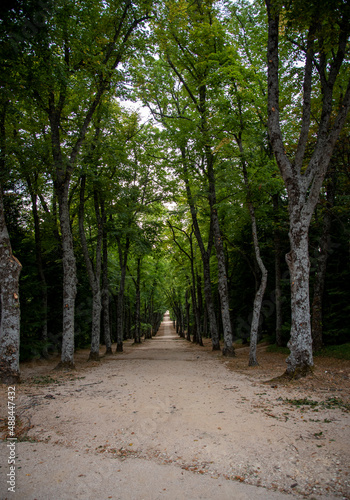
[54,361,76,371]
[222,345,236,357]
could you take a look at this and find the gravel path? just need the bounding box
[1,314,349,499]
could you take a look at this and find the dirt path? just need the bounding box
[1,314,349,499]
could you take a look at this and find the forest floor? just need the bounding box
[1,315,350,500]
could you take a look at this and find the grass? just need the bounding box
[265,344,290,355]
[315,343,350,360]
[283,396,350,412]
[29,375,61,385]
[266,342,350,360]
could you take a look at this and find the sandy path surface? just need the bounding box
[1,314,349,499]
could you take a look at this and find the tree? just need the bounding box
[13,0,152,368]
[167,218,204,345]
[265,0,350,377]
[0,102,22,384]
[138,0,236,354]
[78,174,103,360]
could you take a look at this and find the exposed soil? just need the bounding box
[1,314,349,500]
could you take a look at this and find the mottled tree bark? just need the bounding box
[54,174,77,369]
[211,207,235,357]
[265,0,350,377]
[285,213,314,375]
[0,187,22,384]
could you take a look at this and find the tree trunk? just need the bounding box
[78,176,102,361]
[196,273,204,346]
[248,208,268,367]
[285,215,313,377]
[116,288,124,351]
[27,178,49,357]
[0,187,22,384]
[207,146,234,356]
[185,288,191,341]
[89,289,102,360]
[101,200,112,354]
[181,148,220,351]
[190,285,198,343]
[238,148,268,366]
[134,258,141,343]
[211,207,235,357]
[55,179,77,370]
[202,253,220,350]
[116,237,130,352]
[265,0,350,377]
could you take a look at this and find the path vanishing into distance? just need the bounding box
[1,313,349,499]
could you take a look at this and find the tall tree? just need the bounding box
[139,0,235,354]
[16,0,151,368]
[78,174,103,361]
[0,102,22,384]
[265,0,350,377]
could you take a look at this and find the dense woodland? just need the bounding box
[0,0,349,384]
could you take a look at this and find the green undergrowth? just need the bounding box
[265,344,290,355]
[29,375,61,385]
[314,343,350,360]
[28,374,86,385]
[266,342,350,360]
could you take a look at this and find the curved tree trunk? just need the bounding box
[248,207,268,367]
[238,145,268,366]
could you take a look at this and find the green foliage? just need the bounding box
[315,344,350,361]
[266,344,291,355]
[1,0,349,363]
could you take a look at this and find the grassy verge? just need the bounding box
[314,343,350,360]
[266,343,350,360]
